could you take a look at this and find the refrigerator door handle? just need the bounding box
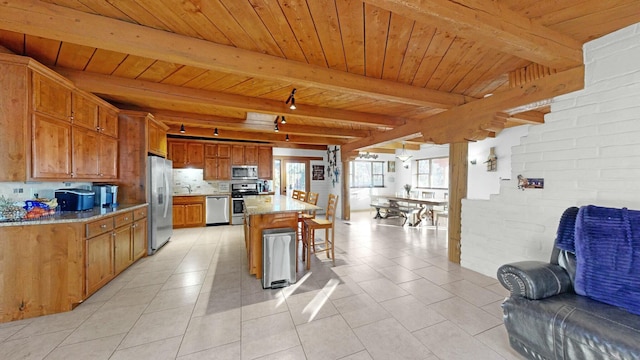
[163,169,170,218]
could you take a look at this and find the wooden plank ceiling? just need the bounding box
[0,0,638,158]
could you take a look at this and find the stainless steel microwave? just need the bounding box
[231,165,258,180]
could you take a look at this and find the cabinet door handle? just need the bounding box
[100,224,107,228]
[124,217,129,221]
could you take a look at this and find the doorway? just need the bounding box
[273,156,323,197]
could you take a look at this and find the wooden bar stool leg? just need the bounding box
[305,223,312,270]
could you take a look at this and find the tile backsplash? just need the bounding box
[0,182,92,201]
[172,169,229,194]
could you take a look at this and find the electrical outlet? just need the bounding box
[64,182,71,187]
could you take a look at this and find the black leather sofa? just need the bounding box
[497,218,640,359]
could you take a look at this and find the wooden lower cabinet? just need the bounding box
[86,231,115,296]
[86,208,147,297]
[0,223,83,322]
[0,205,149,323]
[113,224,132,275]
[173,196,205,228]
[244,212,298,278]
[132,217,148,260]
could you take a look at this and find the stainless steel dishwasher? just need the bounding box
[206,195,230,225]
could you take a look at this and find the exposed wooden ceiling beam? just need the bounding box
[0,0,469,109]
[166,126,345,145]
[501,111,545,125]
[156,112,371,139]
[55,68,406,128]
[359,148,396,155]
[363,0,583,70]
[341,66,584,157]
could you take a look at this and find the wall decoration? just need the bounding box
[387,161,395,172]
[312,165,325,180]
[326,146,340,188]
[517,175,544,190]
[484,147,498,171]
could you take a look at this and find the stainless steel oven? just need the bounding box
[231,182,258,225]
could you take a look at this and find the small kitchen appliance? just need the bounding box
[54,188,95,211]
[92,184,119,208]
[231,165,258,180]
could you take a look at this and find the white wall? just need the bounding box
[467,126,530,200]
[461,23,640,277]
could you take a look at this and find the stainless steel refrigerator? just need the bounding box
[147,156,173,255]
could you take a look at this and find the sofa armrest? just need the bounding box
[497,261,572,300]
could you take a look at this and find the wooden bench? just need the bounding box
[370,203,421,226]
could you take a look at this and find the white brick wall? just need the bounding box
[461,23,640,277]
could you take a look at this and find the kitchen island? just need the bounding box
[243,195,321,278]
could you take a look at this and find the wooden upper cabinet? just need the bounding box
[147,116,168,157]
[98,135,118,179]
[231,145,244,165]
[244,146,258,165]
[204,157,231,180]
[31,114,72,179]
[205,144,217,158]
[72,126,100,179]
[187,143,204,167]
[98,106,118,138]
[169,141,187,166]
[218,144,231,158]
[71,91,99,131]
[32,71,72,121]
[71,127,118,180]
[205,144,231,158]
[258,146,273,179]
[168,140,204,168]
[204,144,231,180]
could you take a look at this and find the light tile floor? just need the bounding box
[0,211,523,360]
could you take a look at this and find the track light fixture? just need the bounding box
[274,119,279,132]
[286,134,290,141]
[286,88,297,110]
[179,124,185,133]
[214,128,218,136]
[281,116,286,124]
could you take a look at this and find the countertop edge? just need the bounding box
[0,203,149,227]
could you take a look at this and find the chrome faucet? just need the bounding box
[183,184,193,194]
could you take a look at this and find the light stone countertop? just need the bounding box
[243,195,321,216]
[0,203,148,227]
[173,193,230,197]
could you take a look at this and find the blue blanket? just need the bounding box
[555,207,579,252]
[575,205,640,315]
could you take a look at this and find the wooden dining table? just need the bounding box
[372,195,448,227]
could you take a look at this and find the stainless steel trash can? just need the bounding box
[262,228,296,289]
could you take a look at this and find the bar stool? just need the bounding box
[302,194,339,269]
[299,192,319,260]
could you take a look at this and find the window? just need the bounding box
[416,157,449,188]
[350,161,384,188]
